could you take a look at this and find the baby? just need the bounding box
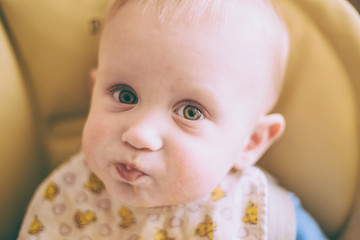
[18,0,326,239]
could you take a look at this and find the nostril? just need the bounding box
[121,127,163,152]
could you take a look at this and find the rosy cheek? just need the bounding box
[82,116,107,152]
[167,152,211,202]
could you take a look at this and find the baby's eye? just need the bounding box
[112,88,138,104]
[175,104,204,121]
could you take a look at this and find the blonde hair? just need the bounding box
[107,0,289,111]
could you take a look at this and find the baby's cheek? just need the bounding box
[175,175,217,203]
[85,114,109,139]
[82,116,107,155]
[169,157,219,203]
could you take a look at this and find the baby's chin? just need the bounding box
[110,188,211,209]
[114,197,201,209]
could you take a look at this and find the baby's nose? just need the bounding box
[121,117,163,151]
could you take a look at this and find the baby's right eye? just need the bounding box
[112,87,138,104]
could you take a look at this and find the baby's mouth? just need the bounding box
[115,163,146,182]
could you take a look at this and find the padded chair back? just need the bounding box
[260,0,360,238]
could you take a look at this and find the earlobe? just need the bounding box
[89,68,98,91]
[234,114,285,170]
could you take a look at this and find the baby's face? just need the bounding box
[82,3,275,207]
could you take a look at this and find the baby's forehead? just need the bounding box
[107,0,287,61]
[108,0,288,59]
[106,0,288,112]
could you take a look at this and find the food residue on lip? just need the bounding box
[132,185,139,195]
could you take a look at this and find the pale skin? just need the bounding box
[82,2,285,207]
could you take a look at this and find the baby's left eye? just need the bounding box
[112,87,138,104]
[175,104,204,121]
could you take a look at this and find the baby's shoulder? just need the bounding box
[17,152,111,239]
[34,152,97,203]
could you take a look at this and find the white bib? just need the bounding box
[18,152,295,240]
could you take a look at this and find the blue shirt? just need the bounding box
[290,193,328,240]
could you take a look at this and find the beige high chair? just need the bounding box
[0,0,359,239]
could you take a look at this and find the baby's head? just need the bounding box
[82,0,289,207]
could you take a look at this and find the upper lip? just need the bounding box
[113,161,148,182]
[121,162,138,170]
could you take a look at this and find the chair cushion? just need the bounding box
[0,17,44,239]
[1,0,112,168]
[260,0,360,236]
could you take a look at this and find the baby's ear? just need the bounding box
[89,67,98,91]
[234,114,285,170]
